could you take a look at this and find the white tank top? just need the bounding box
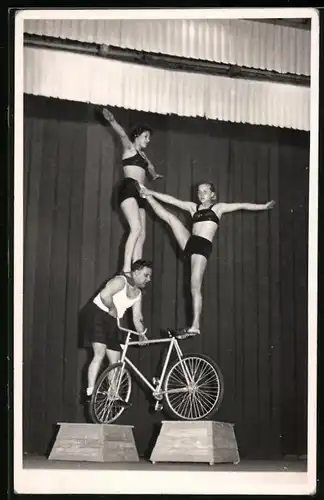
[93,275,141,319]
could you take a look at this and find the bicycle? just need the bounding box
[89,318,224,424]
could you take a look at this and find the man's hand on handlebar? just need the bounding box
[138,332,149,346]
[116,318,148,340]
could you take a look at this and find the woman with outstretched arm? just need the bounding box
[139,182,275,338]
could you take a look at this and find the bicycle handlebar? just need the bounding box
[116,317,148,337]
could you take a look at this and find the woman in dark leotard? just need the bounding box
[140,182,275,337]
[102,108,163,275]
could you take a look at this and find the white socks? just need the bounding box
[86,387,94,396]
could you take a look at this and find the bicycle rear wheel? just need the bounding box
[163,354,224,421]
[89,362,132,424]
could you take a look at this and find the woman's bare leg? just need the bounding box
[132,208,146,262]
[145,195,190,250]
[189,254,208,332]
[120,198,144,272]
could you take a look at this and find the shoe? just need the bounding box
[81,393,92,405]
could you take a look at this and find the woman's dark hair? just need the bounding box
[130,125,153,142]
[131,259,153,272]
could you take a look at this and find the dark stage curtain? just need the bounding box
[23,94,309,459]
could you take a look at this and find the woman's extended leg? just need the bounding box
[188,254,208,333]
[120,198,144,273]
[145,195,190,250]
[132,207,146,262]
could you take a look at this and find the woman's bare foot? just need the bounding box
[177,327,200,339]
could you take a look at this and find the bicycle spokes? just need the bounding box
[91,365,132,424]
[164,356,222,420]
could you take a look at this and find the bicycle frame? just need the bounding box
[115,318,192,398]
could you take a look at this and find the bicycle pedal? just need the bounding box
[112,397,132,408]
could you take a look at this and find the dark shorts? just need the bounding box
[118,177,146,209]
[82,302,122,352]
[184,235,213,260]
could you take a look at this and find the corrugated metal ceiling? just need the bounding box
[24,18,311,76]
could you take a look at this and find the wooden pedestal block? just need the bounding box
[150,421,240,465]
[48,423,139,462]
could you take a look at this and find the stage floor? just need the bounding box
[23,454,307,472]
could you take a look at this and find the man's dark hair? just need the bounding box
[130,125,153,142]
[131,259,153,272]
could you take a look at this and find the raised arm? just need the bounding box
[139,185,196,213]
[218,200,275,216]
[102,107,133,150]
[132,295,146,335]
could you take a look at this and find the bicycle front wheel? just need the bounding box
[163,354,224,421]
[89,362,132,424]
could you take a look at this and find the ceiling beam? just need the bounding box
[249,18,311,30]
[24,33,310,88]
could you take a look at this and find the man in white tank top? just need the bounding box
[83,260,152,404]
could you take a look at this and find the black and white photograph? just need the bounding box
[13,8,319,495]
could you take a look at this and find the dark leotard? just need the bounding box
[122,152,149,172]
[192,204,220,225]
[184,204,220,259]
